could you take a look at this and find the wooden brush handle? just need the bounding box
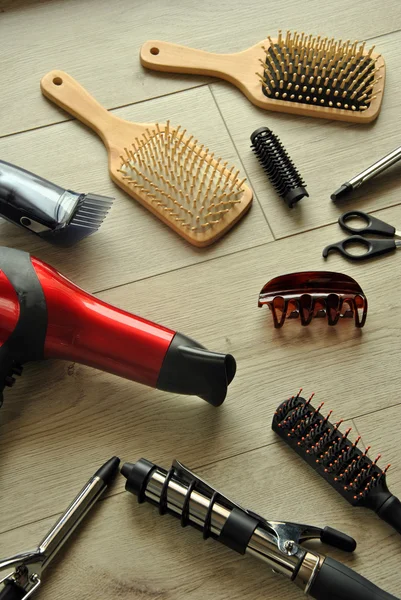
[140,40,240,80]
[40,70,116,143]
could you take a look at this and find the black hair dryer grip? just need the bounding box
[309,557,400,600]
[323,236,397,261]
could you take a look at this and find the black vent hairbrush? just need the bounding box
[250,126,308,207]
[0,160,113,246]
[272,391,401,535]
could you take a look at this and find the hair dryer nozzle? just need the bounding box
[157,332,236,406]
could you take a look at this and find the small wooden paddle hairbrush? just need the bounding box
[40,71,252,247]
[141,31,385,123]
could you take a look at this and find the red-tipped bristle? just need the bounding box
[322,410,333,424]
[273,392,391,505]
[315,402,324,414]
[296,388,303,399]
[334,419,344,431]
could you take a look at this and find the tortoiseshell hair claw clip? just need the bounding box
[258,271,368,328]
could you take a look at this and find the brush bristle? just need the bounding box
[257,30,383,112]
[272,393,390,508]
[118,122,246,233]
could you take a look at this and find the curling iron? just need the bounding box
[0,160,113,246]
[122,458,400,600]
[0,247,236,407]
[0,456,120,600]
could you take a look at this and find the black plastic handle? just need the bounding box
[323,235,397,261]
[377,495,401,535]
[0,582,26,600]
[339,211,396,237]
[309,557,400,600]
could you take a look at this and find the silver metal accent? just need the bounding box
[349,145,401,189]
[21,575,41,600]
[294,551,323,593]
[19,217,51,233]
[142,460,322,585]
[0,562,42,600]
[0,475,106,597]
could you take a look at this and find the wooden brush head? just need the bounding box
[40,70,252,247]
[141,30,385,123]
[257,31,384,120]
[117,121,252,246]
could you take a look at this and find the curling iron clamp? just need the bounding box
[122,458,400,600]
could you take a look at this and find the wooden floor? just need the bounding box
[1,1,401,598]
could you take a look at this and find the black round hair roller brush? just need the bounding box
[250,127,308,208]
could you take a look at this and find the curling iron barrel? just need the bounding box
[122,458,400,600]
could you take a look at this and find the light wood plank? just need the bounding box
[0,85,271,292]
[2,0,401,136]
[1,443,400,599]
[1,205,401,534]
[211,30,401,238]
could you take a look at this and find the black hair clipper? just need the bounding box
[0,161,113,246]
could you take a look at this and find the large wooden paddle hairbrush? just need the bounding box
[141,31,385,123]
[40,71,252,247]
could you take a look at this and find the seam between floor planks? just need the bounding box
[0,82,214,141]
[208,84,275,239]
[89,202,401,296]
[1,25,399,141]
[2,399,401,538]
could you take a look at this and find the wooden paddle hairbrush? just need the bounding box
[40,71,252,247]
[141,31,385,123]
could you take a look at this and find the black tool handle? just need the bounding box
[377,495,401,534]
[323,235,397,261]
[0,582,26,600]
[339,210,396,237]
[309,557,400,600]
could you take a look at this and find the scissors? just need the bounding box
[323,210,401,261]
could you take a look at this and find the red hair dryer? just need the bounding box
[0,247,236,408]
